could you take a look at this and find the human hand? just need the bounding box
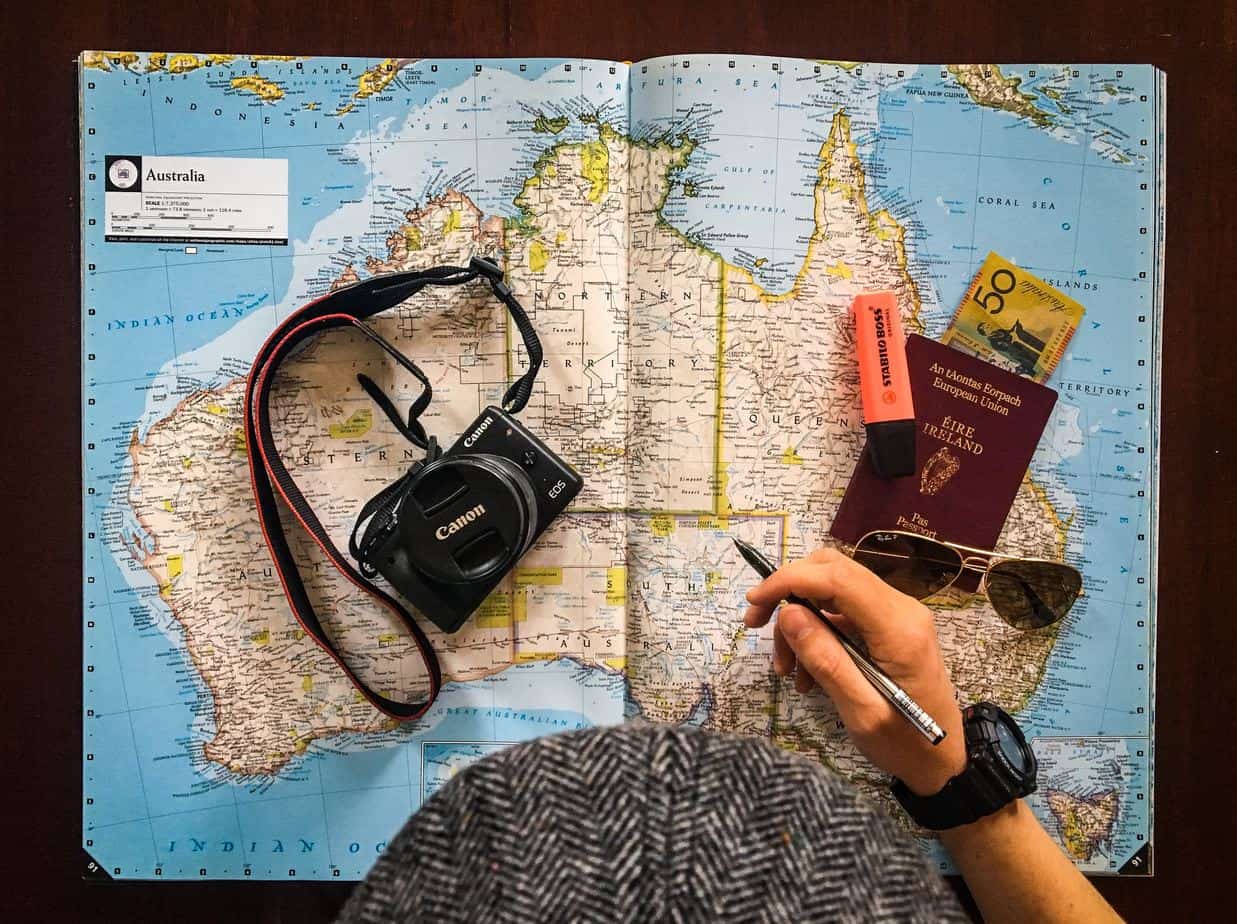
[744,548,967,796]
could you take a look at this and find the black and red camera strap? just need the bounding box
[244,256,541,719]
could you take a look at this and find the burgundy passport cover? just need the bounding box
[831,335,1057,588]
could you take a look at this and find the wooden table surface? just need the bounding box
[4,1,1235,920]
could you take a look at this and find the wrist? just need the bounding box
[903,744,968,797]
[892,702,1037,830]
[901,701,967,796]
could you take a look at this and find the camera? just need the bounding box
[353,405,582,633]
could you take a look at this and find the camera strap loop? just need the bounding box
[245,256,540,720]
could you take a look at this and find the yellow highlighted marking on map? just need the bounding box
[232,429,247,452]
[704,570,724,593]
[442,208,462,235]
[781,446,805,465]
[580,140,610,202]
[606,566,627,606]
[161,499,174,512]
[302,676,313,693]
[650,514,676,537]
[475,593,515,628]
[513,590,528,623]
[604,656,627,670]
[205,403,226,415]
[182,457,193,468]
[251,629,270,647]
[825,260,853,279]
[555,230,567,245]
[378,633,399,646]
[514,651,557,663]
[528,240,550,272]
[696,513,731,531]
[329,408,372,439]
[515,567,562,586]
[404,227,422,251]
[166,554,184,580]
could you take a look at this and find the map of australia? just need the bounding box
[83,53,1162,880]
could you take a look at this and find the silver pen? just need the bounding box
[733,537,946,745]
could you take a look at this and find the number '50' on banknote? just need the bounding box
[941,251,1085,383]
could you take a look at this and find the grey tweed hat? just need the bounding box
[337,724,966,923]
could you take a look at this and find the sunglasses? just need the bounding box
[849,530,1083,630]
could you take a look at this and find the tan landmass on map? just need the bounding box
[1046,789,1119,860]
[128,121,634,775]
[948,64,1053,127]
[129,109,1066,783]
[84,51,300,74]
[230,75,284,102]
[334,58,415,115]
[622,111,1063,806]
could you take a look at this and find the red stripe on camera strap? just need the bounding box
[246,307,442,720]
[244,261,542,720]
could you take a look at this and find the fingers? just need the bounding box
[746,552,904,638]
[772,616,795,676]
[776,604,883,710]
[742,548,840,627]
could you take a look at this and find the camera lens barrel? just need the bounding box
[394,454,539,586]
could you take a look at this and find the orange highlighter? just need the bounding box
[852,291,916,478]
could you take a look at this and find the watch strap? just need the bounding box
[892,701,1038,830]
[892,761,1013,830]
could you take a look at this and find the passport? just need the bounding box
[831,335,1057,589]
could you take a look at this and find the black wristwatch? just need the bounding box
[892,702,1037,830]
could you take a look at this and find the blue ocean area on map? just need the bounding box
[82,54,1162,879]
[87,558,622,881]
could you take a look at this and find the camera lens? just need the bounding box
[396,455,538,586]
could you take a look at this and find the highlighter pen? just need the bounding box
[852,291,916,478]
[733,537,945,746]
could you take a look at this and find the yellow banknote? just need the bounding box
[942,252,1085,382]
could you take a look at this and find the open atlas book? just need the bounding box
[81,53,1163,879]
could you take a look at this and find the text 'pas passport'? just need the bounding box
[832,335,1057,580]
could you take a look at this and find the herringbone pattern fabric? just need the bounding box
[337,724,967,923]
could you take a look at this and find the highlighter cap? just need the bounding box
[852,291,916,480]
[865,419,916,479]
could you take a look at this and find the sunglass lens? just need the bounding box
[853,532,962,599]
[986,560,1082,630]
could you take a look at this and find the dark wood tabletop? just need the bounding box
[4,1,1235,920]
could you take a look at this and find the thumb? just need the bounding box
[778,605,885,713]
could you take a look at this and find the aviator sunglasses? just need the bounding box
[849,530,1083,630]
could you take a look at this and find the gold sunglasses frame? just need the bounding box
[847,529,1084,620]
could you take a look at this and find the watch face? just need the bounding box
[995,720,1030,774]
